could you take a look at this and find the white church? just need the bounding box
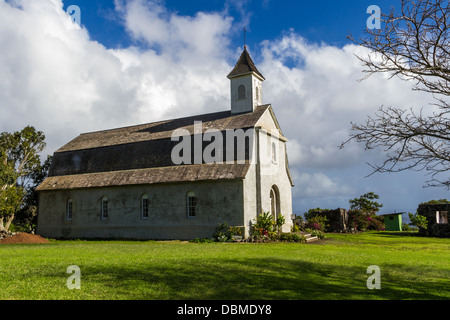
[36,47,295,240]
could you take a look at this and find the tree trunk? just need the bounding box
[4,214,14,231]
[0,215,14,232]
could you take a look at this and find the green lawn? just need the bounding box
[0,232,449,300]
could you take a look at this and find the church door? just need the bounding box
[270,187,279,219]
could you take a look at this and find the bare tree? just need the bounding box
[341,0,450,188]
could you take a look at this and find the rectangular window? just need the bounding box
[102,200,108,219]
[142,198,149,219]
[66,200,73,220]
[437,211,448,224]
[187,196,197,218]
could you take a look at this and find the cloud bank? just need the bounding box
[0,0,444,214]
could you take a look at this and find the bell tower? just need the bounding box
[227,46,265,114]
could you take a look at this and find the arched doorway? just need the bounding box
[269,185,280,219]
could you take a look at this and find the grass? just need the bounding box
[0,232,449,300]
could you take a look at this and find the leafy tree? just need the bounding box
[408,212,428,230]
[303,208,330,221]
[0,186,24,231]
[13,155,52,232]
[0,126,46,231]
[348,192,384,231]
[341,0,450,188]
[419,199,450,205]
[349,192,383,213]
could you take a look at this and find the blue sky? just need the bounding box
[66,0,395,51]
[1,0,448,220]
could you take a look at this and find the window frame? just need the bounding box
[141,194,149,220]
[436,211,448,224]
[271,141,277,164]
[186,191,197,219]
[101,196,109,220]
[66,198,73,220]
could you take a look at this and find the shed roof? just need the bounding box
[379,212,405,216]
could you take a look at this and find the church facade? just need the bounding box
[36,48,294,240]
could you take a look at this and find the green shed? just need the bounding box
[381,213,404,231]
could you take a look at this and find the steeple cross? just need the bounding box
[243,26,247,48]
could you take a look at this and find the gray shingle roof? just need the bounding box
[37,105,272,191]
[37,162,250,191]
[227,47,265,80]
[57,105,269,152]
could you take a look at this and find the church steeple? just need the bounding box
[227,47,265,114]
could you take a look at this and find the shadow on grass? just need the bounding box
[48,256,449,300]
[374,232,423,237]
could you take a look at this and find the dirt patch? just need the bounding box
[0,232,49,244]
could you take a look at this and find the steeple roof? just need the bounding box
[227,46,265,80]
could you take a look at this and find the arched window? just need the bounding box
[272,142,277,163]
[238,85,246,100]
[141,194,149,219]
[66,198,73,220]
[187,191,197,218]
[101,196,108,220]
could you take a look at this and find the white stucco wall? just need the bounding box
[240,108,294,236]
[230,73,263,114]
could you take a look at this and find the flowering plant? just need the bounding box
[305,215,329,232]
[251,211,281,240]
[348,210,385,231]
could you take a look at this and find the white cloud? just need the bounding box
[1,0,448,215]
[0,0,234,153]
[259,32,432,173]
[292,171,354,199]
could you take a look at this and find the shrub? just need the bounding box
[251,211,276,239]
[275,214,285,234]
[279,232,306,243]
[305,215,329,232]
[402,223,415,231]
[251,211,286,240]
[408,212,428,230]
[304,228,326,239]
[291,224,301,233]
[292,215,305,232]
[190,238,214,243]
[213,223,242,242]
[304,208,329,221]
[429,224,450,238]
[347,210,385,231]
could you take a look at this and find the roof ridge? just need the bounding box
[227,47,265,80]
[55,105,271,153]
[79,109,232,136]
